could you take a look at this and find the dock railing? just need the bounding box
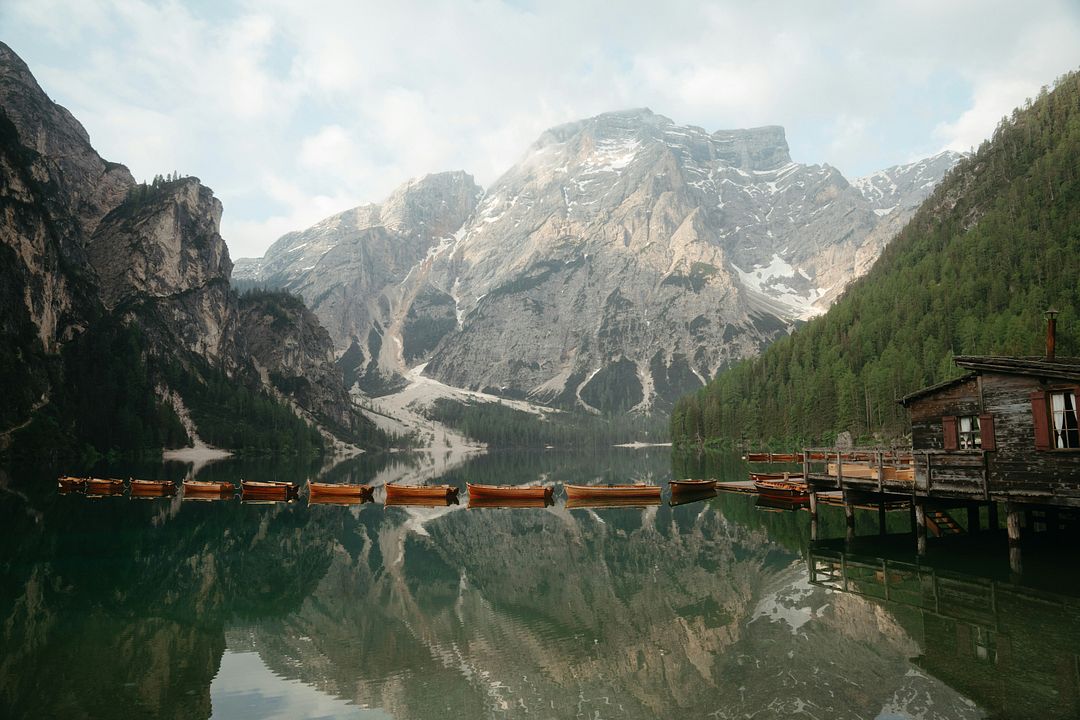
[803,447,916,492]
[804,447,987,498]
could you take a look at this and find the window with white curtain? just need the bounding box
[1051,391,1079,449]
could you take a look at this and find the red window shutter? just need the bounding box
[942,416,958,450]
[979,414,996,450]
[1031,390,1051,450]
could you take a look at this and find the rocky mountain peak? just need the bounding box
[711,125,791,171]
[0,41,134,236]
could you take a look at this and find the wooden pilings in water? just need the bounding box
[1007,503,1023,576]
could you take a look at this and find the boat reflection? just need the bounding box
[668,488,717,507]
[467,496,552,509]
[565,496,662,509]
[384,495,460,508]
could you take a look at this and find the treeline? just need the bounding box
[10,321,190,461]
[162,359,324,457]
[673,70,1080,447]
[425,398,669,448]
[7,318,326,461]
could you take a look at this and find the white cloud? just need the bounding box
[3,0,1079,259]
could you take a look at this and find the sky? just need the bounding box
[3,1,1079,260]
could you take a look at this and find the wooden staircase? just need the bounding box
[925,509,965,537]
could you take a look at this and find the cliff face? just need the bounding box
[235,290,370,438]
[0,42,374,452]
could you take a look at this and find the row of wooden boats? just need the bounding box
[57,476,721,504]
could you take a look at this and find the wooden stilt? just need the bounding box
[844,491,855,543]
[809,491,819,542]
[1007,503,1022,577]
[988,501,999,530]
[915,502,927,556]
[967,504,981,533]
[878,498,887,536]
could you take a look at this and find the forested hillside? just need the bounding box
[672,70,1080,447]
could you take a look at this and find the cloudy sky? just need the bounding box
[4,0,1079,258]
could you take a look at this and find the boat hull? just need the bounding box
[130,480,176,497]
[564,484,661,499]
[183,481,234,495]
[466,483,553,500]
[669,479,717,493]
[385,484,458,500]
[57,476,87,492]
[86,478,124,495]
[309,482,373,498]
[241,481,298,502]
[752,479,809,498]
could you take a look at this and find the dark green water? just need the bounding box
[2,449,1078,719]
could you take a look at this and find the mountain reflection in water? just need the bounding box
[1,449,1077,719]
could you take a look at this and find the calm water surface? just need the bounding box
[2,449,1078,719]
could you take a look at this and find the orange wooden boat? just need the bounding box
[308,482,373,498]
[183,480,235,496]
[752,477,809,498]
[130,479,176,496]
[466,483,554,501]
[468,496,551,509]
[241,480,298,501]
[669,479,716,493]
[385,483,459,500]
[85,478,124,495]
[564,483,661,500]
[566,496,662,509]
[749,472,805,483]
[744,452,804,463]
[57,476,87,492]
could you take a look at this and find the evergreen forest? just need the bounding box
[672,70,1080,448]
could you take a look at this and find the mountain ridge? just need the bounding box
[237,110,961,414]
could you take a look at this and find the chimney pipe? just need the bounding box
[1045,308,1059,360]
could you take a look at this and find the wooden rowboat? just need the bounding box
[749,472,804,483]
[58,476,87,492]
[86,478,124,495]
[385,483,459,500]
[466,483,553,501]
[753,477,809,498]
[183,480,235,496]
[670,479,716,493]
[468,496,551,509]
[130,479,176,497]
[564,483,661,499]
[744,452,804,463]
[308,482,373,498]
[241,480,298,502]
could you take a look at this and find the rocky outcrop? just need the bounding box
[238,109,959,414]
[88,178,236,364]
[234,171,482,392]
[0,42,375,450]
[236,290,370,439]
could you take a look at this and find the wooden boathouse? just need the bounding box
[801,316,1080,572]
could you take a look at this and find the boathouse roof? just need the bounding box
[954,355,1080,383]
[898,356,1080,407]
[898,373,977,407]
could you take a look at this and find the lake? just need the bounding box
[2,449,1078,719]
